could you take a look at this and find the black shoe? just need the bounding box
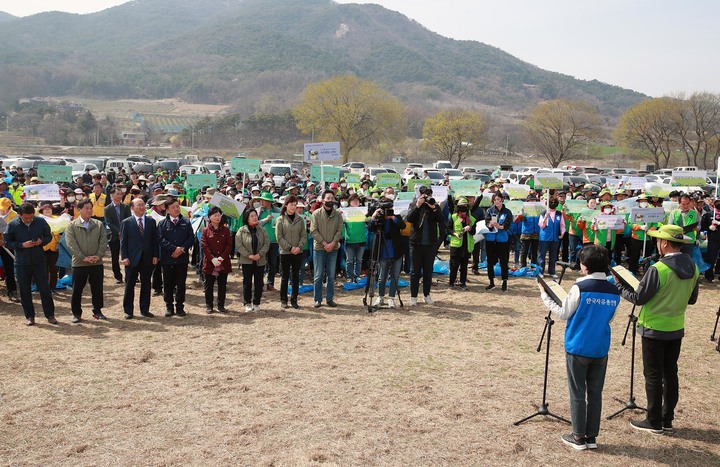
[165,310,175,317]
[124,313,133,320]
[8,291,19,302]
[561,433,587,450]
[116,278,124,284]
[72,315,81,324]
[217,307,228,313]
[663,422,675,434]
[501,280,507,292]
[585,436,598,449]
[291,300,299,309]
[47,316,58,325]
[140,311,155,318]
[26,318,35,326]
[314,301,322,308]
[153,290,163,296]
[327,300,338,307]
[206,307,214,314]
[630,419,663,434]
[176,310,187,317]
[51,290,60,297]
[471,269,480,275]
[448,284,455,289]
[93,312,107,320]
[281,301,289,309]
[459,284,468,291]
[485,283,495,291]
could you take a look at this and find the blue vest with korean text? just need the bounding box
[539,210,563,242]
[564,279,620,358]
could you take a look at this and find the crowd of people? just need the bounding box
[0,162,717,327]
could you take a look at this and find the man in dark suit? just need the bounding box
[120,198,159,319]
[104,186,131,284]
[157,198,194,317]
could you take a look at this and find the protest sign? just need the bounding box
[605,178,622,191]
[450,179,482,197]
[24,184,60,201]
[621,176,647,191]
[505,200,523,215]
[580,208,599,222]
[563,200,587,214]
[407,179,430,191]
[187,174,218,190]
[38,164,72,183]
[534,172,563,189]
[396,192,415,201]
[209,192,246,219]
[503,183,530,200]
[522,202,546,217]
[230,158,260,174]
[345,173,361,185]
[376,173,401,188]
[644,182,672,198]
[340,207,367,222]
[310,165,340,182]
[304,142,340,162]
[630,207,666,223]
[671,170,707,186]
[594,215,625,230]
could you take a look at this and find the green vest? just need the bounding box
[260,208,278,242]
[449,213,476,253]
[639,261,698,332]
[671,209,698,241]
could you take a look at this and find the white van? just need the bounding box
[105,159,134,173]
[673,166,698,172]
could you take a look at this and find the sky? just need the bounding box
[4,0,720,98]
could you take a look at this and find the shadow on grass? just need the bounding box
[601,443,720,464]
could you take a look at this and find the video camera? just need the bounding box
[418,185,436,206]
[368,198,394,225]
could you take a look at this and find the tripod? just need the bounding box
[711,306,720,353]
[363,221,403,313]
[607,304,646,419]
[514,308,571,426]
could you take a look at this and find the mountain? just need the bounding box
[0,12,15,22]
[0,0,644,119]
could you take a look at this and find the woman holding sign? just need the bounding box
[484,193,513,291]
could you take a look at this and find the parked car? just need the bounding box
[342,162,366,173]
[155,159,181,173]
[424,170,445,186]
[127,154,151,163]
[203,162,224,173]
[84,159,107,172]
[433,160,453,170]
[132,163,155,174]
[442,169,464,180]
[178,164,209,175]
[268,164,293,187]
[106,160,134,174]
[71,163,100,179]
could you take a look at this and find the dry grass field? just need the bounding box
[1,257,719,466]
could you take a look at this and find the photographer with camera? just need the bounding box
[406,186,443,305]
[485,192,513,292]
[448,197,476,290]
[368,196,406,308]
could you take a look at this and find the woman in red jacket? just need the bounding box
[201,206,233,313]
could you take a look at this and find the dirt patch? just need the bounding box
[0,255,718,465]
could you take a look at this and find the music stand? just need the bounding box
[514,276,571,426]
[607,266,646,419]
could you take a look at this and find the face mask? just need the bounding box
[548,201,559,209]
[638,202,648,208]
[67,196,75,203]
[121,188,127,193]
[458,206,468,212]
[340,201,348,207]
[12,183,18,187]
[603,208,612,213]
[253,202,260,209]
[386,194,395,201]
[340,184,347,188]
[324,201,334,209]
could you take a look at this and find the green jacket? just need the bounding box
[449,213,476,253]
[64,217,109,268]
[310,207,344,251]
[235,225,270,265]
[275,213,308,254]
[259,207,279,242]
[669,209,699,241]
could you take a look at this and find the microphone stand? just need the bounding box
[712,306,720,353]
[514,308,571,426]
[607,304,646,419]
[555,261,571,285]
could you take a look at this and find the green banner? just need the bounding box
[310,165,340,182]
[534,173,564,189]
[450,179,482,197]
[671,170,706,186]
[407,178,430,191]
[396,191,415,201]
[644,182,672,198]
[505,200,523,216]
[522,202,545,217]
[186,174,218,190]
[345,173,361,185]
[375,173,401,188]
[230,158,260,174]
[579,208,599,222]
[38,164,72,183]
[503,183,530,200]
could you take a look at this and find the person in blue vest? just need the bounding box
[539,244,621,450]
[515,194,540,269]
[484,192,513,291]
[537,197,566,278]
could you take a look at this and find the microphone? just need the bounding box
[640,254,660,266]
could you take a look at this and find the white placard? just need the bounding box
[621,176,647,191]
[593,215,625,230]
[304,142,341,162]
[24,184,60,201]
[503,183,530,199]
[340,207,367,222]
[605,178,622,191]
[393,199,412,216]
[209,192,246,219]
[534,172,563,189]
[630,207,665,223]
[671,170,707,186]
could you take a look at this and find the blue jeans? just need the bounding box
[378,258,402,297]
[313,249,338,303]
[345,243,365,282]
[569,234,581,266]
[566,353,608,438]
[537,240,559,275]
